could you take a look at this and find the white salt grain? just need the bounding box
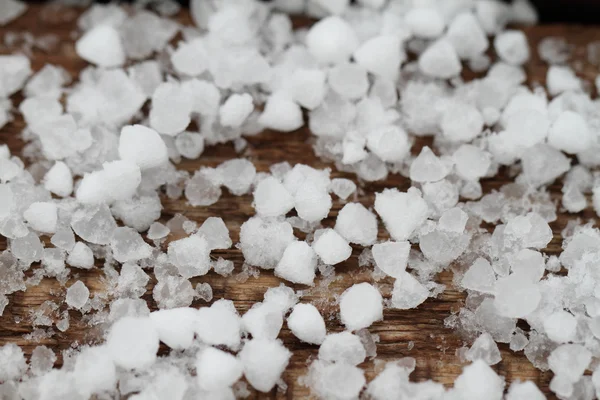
[66,280,90,310]
[219,93,254,128]
[106,316,159,370]
[118,125,168,170]
[305,16,359,65]
[339,283,383,331]
[335,203,378,246]
[239,339,291,392]
[275,241,318,285]
[313,228,352,265]
[75,25,125,68]
[494,30,529,66]
[287,303,326,345]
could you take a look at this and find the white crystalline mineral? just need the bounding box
[461,258,496,293]
[328,63,369,100]
[453,360,504,400]
[75,25,125,68]
[353,35,404,81]
[339,283,383,330]
[288,68,327,110]
[197,217,232,250]
[405,7,445,39]
[374,188,429,241]
[548,110,592,154]
[72,346,117,397]
[418,39,462,79]
[287,303,326,345]
[196,347,243,391]
[548,344,591,384]
[239,339,291,392]
[217,158,257,195]
[410,146,450,183]
[313,228,352,265]
[329,178,356,200]
[106,316,159,370]
[258,94,303,132]
[167,235,211,278]
[506,381,546,400]
[493,274,541,318]
[118,125,168,170]
[446,12,489,59]
[466,332,502,365]
[0,344,27,381]
[31,114,92,161]
[147,222,169,240]
[43,161,73,197]
[185,170,222,207]
[0,0,27,26]
[110,227,152,263]
[275,241,318,285]
[307,360,366,400]
[253,176,295,217]
[453,145,492,181]
[219,93,254,128]
[150,81,192,136]
[441,102,484,142]
[543,310,577,343]
[305,16,359,65]
[334,203,378,246]
[67,242,94,269]
[23,202,57,233]
[391,272,430,310]
[494,30,529,65]
[239,216,295,269]
[372,241,410,278]
[547,65,581,96]
[30,346,56,376]
[0,55,32,98]
[149,307,198,349]
[65,280,90,310]
[242,302,283,340]
[76,161,141,205]
[171,38,208,77]
[318,332,366,366]
[510,249,545,282]
[196,300,241,349]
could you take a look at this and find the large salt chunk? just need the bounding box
[240,217,295,269]
[0,55,32,97]
[275,241,318,285]
[543,310,577,343]
[453,360,504,400]
[506,381,546,400]
[150,81,192,136]
[410,146,450,183]
[340,283,383,330]
[185,170,222,207]
[43,162,73,197]
[75,25,125,68]
[494,274,541,318]
[30,114,92,161]
[308,360,366,400]
[441,102,484,142]
[294,181,333,223]
[548,110,592,154]
[216,158,257,195]
[196,300,241,349]
[313,228,352,265]
[167,235,211,278]
[510,249,545,282]
[110,227,152,263]
[547,65,581,96]
[0,0,27,26]
[150,307,198,349]
[196,347,243,391]
[419,39,462,79]
[242,302,283,340]
[328,63,369,100]
[453,145,491,181]
[23,202,57,233]
[219,93,254,128]
[372,241,410,278]
[353,35,404,80]
[171,38,208,77]
[521,143,570,187]
[504,212,553,250]
[318,332,366,365]
[258,94,303,132]
[67,242,94,269]
[11,232,43,264]
[288,68,327,110]
[366,125,411,163]
[335,203,378,246]
[0,344,26,381]
[374,188,429,241]
[494,30,529,65]
[461,258,496,293]
[405,7,445,38]
[466,332,502,365]
[305,16,359,65]
[197,217,231,250]
[329,178,356,200]
[72,345,117,397]
[391,271,429,309]
[106,316,159,370]
[287,303,326,345]
[253,176,295,217]
[65,280,90,310]
[239,339,291,392]
[76,161,142,205]
[118,125,168,170]
[548,344,591,384]
[446,12,489,59]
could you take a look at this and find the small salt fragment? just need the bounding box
[258,94,303,132]
[67,242,94,269]
[0,344,26,381]
[548,344,591,385]
[405,7,445,39]
[493,274,541,318]
[196,300,241,349]
[75,25,125,68]
[239,339,291,392]
[548,110,592,154]
[305,16,359,65]
[149,307,198,350]
[441,102,484,142]
[11,232,43,265]
[30,346,56,376]
[288,68,327,110]
[391,272,429,310]
[328,63,369,100]
[167,235,211,278]
[242,302,283,340]
[521,144,570,187]
[461,258,496,293]
[150,81,192,136]
[354,35,404,81]
[318,332,366,365]
[372,241,410,278]
[171,38,208,77]
[51,226,75,252]
[66,280,90,310]
[547,65,581,96]
[197,217,232,250]
[287,303,326,345]
[72,345,117,397]
[253,176,295,217]
[329,178,356,200]
[217,158,257,195]
[453,360,505,400]
[196,347,243,391]
[43,161,73,197]
[0,55,31,97]
[117,263,149,298]
[175,131,205,160]
[307,360,366,400]
[419,39,462,79]
[106,316,159,370]
[506,381,546,400]
[374,188,429,241]
[31,114,92,161]
[185,170,222,207]
[76,161,142,205]
[335,203,377,246]
[340,283,383,331]
[219,93,254,128]
[213,258,235,276]
[494,30,529,66]
[118,125,168,170]
[23,202,57,233]
[446,12,489,59]
[410,146,450,183]
[313,228,352,265]
[543,310,577,343]
[510,249,545,282]
[466,332,502,365]
[110,227,152,263]
[239,217,295,269]
[275,241,318,285]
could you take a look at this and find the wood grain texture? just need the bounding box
[1,4,600,399]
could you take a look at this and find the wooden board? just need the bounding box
[1,4,600,399]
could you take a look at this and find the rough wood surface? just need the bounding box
[1,4,599,399]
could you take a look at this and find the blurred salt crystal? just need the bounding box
[75,25,125,68]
